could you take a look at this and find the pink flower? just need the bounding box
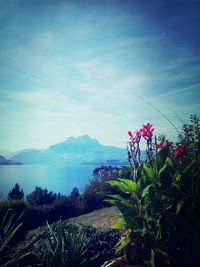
[140,123,154,140]
[157,140,173,149]
[128,131,134,140]
[128,129,141,142]
[174,145,185,160]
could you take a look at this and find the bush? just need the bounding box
[26,186,57,206]
[14,221,120,267]
[24,194,81,230]
[54,194,80,219]
[69,187,80,203]
[0,200,26,216]
[104,118,200,266]
[8,183,24,200]
[178,114,200,161]
[79,166,123,214]
[0,200,27,244]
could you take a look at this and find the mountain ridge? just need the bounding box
[0,154,22,165]
[10,135,127,165]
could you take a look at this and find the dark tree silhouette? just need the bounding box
[69,187,80,203]
[26,186,57,205]
[8,183,24,200]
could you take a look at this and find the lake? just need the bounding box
[0,164,97,199]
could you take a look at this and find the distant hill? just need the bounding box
[10,135,128,165]
[4,148,38,159]
[0,154,22,165]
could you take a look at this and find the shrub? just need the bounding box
[26,186,57,206]
[79,166,123,214]
[80,178,104,213]
[178,114,200,161]
[24,195,81,230]
[53,194,80,219]
[24,204,55,229]
[104,118,200,266]
[0,200,26,216]
[8,183,24,200]
[69,187,80,203]
[14,221,120,267]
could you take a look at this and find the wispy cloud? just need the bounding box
[157,83,200,98]
[0,0,199,150]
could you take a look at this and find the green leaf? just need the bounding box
[116,235,131,253]
[104,199,117,205]
[158,163,168,177]
[107,178,139,196]
[104,193,133,208]
[142,164,155,181]
[175,172,182,182]
[111,218,126,230]
[142,184,155,198]
[145,249,155,267]
[106,180,128,193]
[118,178,138,192]
[166,157,174,169]
[176,198,186,214]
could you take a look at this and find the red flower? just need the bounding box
[140,123,154,140]
[128,131,134,140]
[157,140,173,149]
[174,145,185,160]
[128,129,141,142]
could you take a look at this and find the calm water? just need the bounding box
[0,164,96,199]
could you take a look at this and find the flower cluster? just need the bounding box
[173,145,185,161]
[128,123,154,143]
[127,123,155,179]
[157,140,173,150]
[140,123,154,142]
[127,123,185,180]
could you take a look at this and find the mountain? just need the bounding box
[10,135,127,165]
[5,148,38,159]
[0,150,12,157]
[0,155,22,165]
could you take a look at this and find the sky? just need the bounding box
[0,0,200,152]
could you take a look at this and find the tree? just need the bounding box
[69,187,79,203]
[178,114,200,160]
[8,183,24,200]
[26,186,57,206]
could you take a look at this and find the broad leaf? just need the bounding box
[111,218,126,230]
[116,234,131,253]
[142,164,155,181]
[142,184,155,198]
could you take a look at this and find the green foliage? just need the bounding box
[45,220,92,267]
[8,183,24,200]
[79,166,125,213]
[14,221,120,267]
[0,209,23,255]
[178,114,200,160]
[0,209,41,267]
[104,119,200,266]
[0,200,26,214]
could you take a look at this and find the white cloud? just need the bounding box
[157,83,200,98]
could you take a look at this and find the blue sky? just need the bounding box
[0,0,200,151]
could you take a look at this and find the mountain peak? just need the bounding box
[46,134,101,154]
[64,135,100,145]
[11,135,127,164]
